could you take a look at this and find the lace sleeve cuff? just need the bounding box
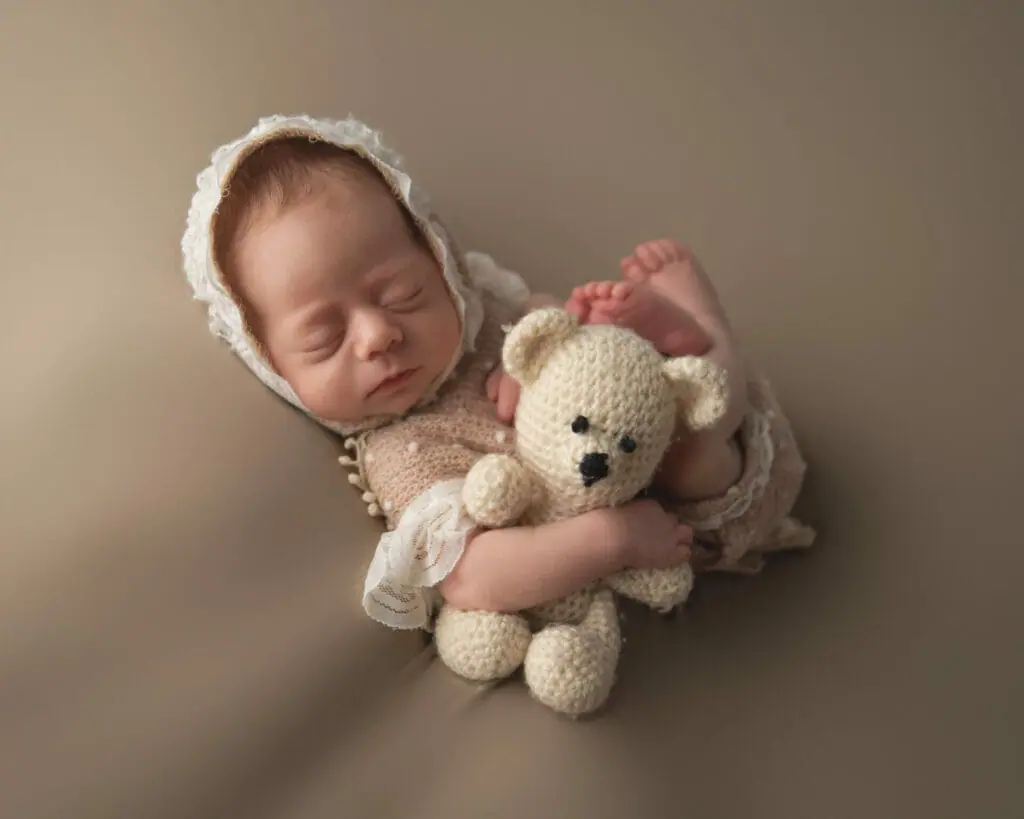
[362,479,476,630]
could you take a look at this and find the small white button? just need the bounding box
[495,431,508,444]
[407,441,420,453]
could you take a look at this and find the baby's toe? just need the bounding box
[565,295,589,321]
[620,255,648,282]
[635,243,661,270]
[652,239,678,261]
[662,240,691,262]
[610,281,634,300]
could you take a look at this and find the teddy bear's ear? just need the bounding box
[662,356,730,431]
[503,308,579,386]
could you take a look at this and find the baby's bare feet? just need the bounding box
[619,238,749,502]
[566,280,711,357]
[619,238,695,284]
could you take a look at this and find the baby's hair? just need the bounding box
[211,136,381,285]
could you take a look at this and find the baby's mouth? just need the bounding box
[369,367,419,397]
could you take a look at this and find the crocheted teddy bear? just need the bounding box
[433,307,729,716]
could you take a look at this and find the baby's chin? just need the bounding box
[333,376,432,425]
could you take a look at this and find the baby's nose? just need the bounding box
[579,452,609,486]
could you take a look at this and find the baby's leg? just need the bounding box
[568,240,749,501]
[622,240,749,501]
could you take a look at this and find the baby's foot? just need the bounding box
[566,280,711,357]
[619,238,695,284]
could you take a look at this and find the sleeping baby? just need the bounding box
[182,115,813,652]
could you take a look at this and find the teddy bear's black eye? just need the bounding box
[571,415,590,434]
[619,435,637,454]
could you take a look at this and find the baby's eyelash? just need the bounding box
[303,328,344,357]
[383,286,423,308]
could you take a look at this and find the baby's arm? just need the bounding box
[439,511,621,612]
[439,500,693,612]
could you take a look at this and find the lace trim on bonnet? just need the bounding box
[180,114,486,436]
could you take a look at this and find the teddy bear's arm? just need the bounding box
[462,454,537,528]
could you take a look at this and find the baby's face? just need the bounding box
[232,167,461,425]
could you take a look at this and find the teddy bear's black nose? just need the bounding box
[579,452,609,487]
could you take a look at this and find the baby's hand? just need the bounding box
[604,500,693,570]
[486,365,520,425]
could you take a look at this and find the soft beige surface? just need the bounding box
[1,2,1021,818]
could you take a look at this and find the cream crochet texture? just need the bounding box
[433,308,728,716]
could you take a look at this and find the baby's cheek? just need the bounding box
[294,362,360,423]
[418,303,461,364]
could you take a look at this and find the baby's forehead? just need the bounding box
[248,161,390,227]
[233,186,422,311]
[217,139,392,248]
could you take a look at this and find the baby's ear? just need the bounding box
[502,308,579,387]
[662,356,730,431]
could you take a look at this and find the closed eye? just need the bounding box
[378,270,425,309]
[383,286,423,310]
[302,328,344,360]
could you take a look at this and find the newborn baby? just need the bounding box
[182,115,813,638]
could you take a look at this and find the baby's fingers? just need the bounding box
[486,367,502,402]
[495,376,520,424]
[675,525,695,561]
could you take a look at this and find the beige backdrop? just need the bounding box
[1,2,1021,818]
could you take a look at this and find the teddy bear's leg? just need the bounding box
[606,565,694,614]
[523,589,621,717]
[434,605,532,682]
[529,587,595,626]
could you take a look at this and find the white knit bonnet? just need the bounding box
[181,114,485,435]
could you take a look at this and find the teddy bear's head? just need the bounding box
[503,308,728,520]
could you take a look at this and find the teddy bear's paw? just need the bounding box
[434,607,532,682]
[607,565,694,614]
[523,591,621,717]
[663,355,730,431]
[463,454,534,528]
